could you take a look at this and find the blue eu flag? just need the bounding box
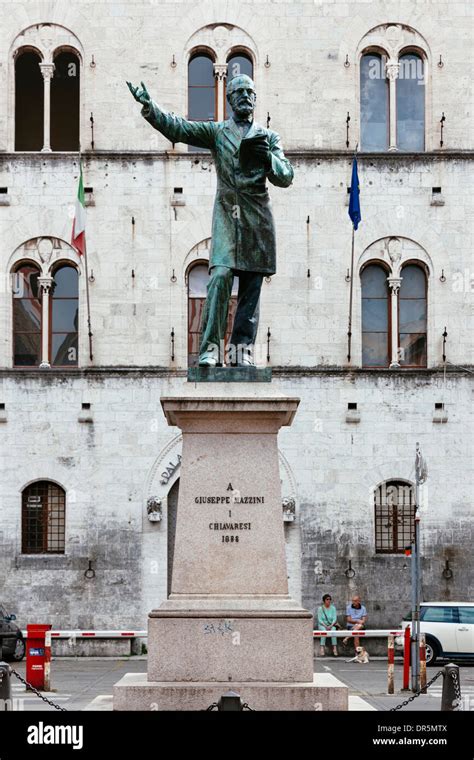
[348,157,361,230]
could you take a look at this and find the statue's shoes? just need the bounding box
[198,353,218,367]
[232,359,255,367]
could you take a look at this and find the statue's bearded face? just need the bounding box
[227,77,256,119]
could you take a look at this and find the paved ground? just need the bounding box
[5,656,474,711]
[8,657,146,711]
[314,657,474,711]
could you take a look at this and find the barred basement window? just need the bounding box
[22,481,66,554]
[374,480,415,554]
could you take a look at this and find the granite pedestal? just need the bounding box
[114,395,348,710]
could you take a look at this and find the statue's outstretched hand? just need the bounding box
[126,80,151,107]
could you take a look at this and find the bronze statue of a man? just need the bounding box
[127,75,294,366]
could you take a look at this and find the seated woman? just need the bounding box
[317,594,339,657]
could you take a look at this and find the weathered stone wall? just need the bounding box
[0,152,472,369]
[0,370,471,630]
[0,0,472,633]
[0,0,471,151]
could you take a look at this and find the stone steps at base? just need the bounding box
[113,672,348,711]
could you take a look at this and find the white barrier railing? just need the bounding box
[22,630,147,639]
[22,629,403,640]
[313,629,403,638]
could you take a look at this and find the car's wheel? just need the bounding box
[425,637,439,666]
[12,637,25,662]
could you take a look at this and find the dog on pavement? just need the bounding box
[346,646,370,664]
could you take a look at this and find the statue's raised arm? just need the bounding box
[125,80,216,150]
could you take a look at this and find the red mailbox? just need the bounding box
[26,624,51,691]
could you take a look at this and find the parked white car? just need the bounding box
[400,602,474,665]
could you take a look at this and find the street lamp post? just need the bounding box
[411,442,427,692]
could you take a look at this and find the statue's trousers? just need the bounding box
[199,266,263,361]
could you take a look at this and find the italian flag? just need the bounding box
[71,163,86,255]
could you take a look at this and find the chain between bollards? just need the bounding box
[10,667,68,711]
[441,663,462,712]
[0,661,12,710]
[390,662,462,712]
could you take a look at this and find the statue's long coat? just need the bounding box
[142,101,294,275]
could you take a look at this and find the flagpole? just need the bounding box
[76,147,93,362]
[347,223,355,363]
[347,145,359,364]
[83,238,94,362]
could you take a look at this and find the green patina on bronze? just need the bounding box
[188,366,272,383]
[127,75,293,367]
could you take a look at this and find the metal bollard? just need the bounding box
[0,661,12,711]
[387,635,395,694]
[441,663,461,711]
[217,690,244,711]
[419,633,427,694]
[44,630,51,691]
[402,625,411,691]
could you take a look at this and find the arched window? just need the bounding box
[374,480,415,554]
[22,481,66,554]
[360,52,388,151]
[15,51,44,150]
[51,50,80,151]
[51,264,79,366]
[187,262,238,366]
[225,52,253,119]
[399,264,427,366]
[188,52,217,121]
[397,53,425,151]
[361,264,389,367]
[13,263,41,366]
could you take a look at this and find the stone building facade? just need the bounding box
[0,1,472,632]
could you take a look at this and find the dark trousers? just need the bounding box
[199,266,264,362]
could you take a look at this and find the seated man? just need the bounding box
[343,594,367,650]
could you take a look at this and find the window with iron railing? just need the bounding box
[374,480,415,554]
[22,481,66,554]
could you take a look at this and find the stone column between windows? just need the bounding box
[39,63,55,152]
[38,275,53,368]
[385,61,399,152]
[213,64,227,122]
[388,276,402,368]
